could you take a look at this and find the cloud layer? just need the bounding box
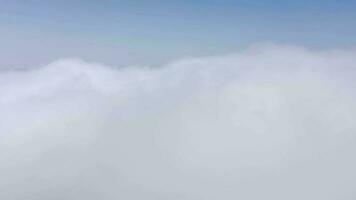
[1,44,356,199]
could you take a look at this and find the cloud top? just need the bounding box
[1,44,356,199]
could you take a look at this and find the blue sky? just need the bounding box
[1,0,356,67]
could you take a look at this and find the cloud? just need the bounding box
[1,44,356,199]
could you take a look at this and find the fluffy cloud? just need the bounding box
[1,44,356,199]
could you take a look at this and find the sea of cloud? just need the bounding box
[1,44,356,199]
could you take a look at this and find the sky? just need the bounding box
[2,1,356,199]
[1,0,356,68]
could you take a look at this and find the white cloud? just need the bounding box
[1,44,356,199]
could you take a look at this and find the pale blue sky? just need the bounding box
[1,0,356,67]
